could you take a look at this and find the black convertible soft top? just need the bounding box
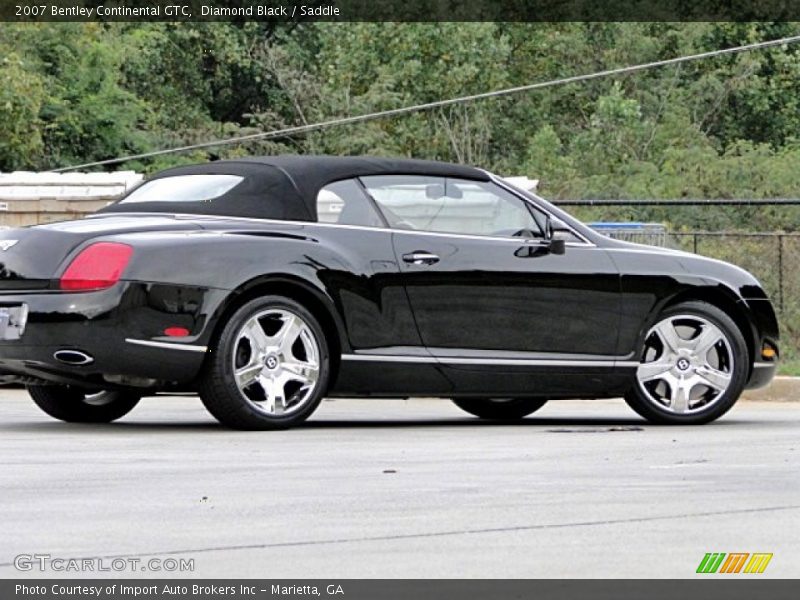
[101,155,490,221]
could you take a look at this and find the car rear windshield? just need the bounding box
[119,175,243,204]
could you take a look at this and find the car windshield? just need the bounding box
[119,175,243,204]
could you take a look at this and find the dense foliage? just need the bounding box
[3,22,800,229]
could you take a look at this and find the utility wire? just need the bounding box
[558,198,800,206]
[53,33,800,172]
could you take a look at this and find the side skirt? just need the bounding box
[331,349,636,397]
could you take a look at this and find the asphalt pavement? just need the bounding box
[0,389,797,578]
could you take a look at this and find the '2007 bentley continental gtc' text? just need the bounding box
[0,156,779,428]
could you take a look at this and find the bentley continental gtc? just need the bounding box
[0,156,779,428]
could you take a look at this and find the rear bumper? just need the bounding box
[0,282,221,389]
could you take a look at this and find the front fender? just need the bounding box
[608,245,776,363]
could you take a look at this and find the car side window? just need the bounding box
[360,175,545,238]
[316,179,384,228]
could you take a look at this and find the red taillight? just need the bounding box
[164,327,190,337]
[59,242,133,291]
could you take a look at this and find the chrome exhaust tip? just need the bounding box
[53,350,94,366]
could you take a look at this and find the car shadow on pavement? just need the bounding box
[296,416,762,429]
[0,415,763,434]
[0,420,222,433]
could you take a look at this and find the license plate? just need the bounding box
[0,305,28,340]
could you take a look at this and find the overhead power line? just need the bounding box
[557,198,800,206]
[53,33,800,172]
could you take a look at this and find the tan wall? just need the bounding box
[0,170,142,228]
[0,198,115,228]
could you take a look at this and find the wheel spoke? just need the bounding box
[242,318,270,354]
[275,314,304,355]
[654,320,682,354]
[695,366,731,392]
[669,380,691,413]
[257,375,284,414]
[234,362,263,388]
[690,325,722,357]
[282,360,319,385]
[637,359,673,383]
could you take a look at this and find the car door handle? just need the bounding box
[402,251,440,266]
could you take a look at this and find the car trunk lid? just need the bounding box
[0,216,202,291]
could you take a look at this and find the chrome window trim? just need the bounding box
[488,173,595,247]
[89,211,595,247]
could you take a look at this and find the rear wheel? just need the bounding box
[27,385,141,423]
[452,397,547,420]
[199,296,330,430]
[624,301,748,425]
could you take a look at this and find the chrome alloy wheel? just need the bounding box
[231,308,320,416]
[636,314,734,415]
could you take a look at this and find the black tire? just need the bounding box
[624,301,749,425]
[452,397,547,420]
[27,385,141,423]
[198,295,330,430]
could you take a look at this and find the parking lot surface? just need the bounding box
[0,389,797,578]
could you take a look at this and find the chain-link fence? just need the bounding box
[588,222,668,246]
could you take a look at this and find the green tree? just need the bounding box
[0,51,45,170]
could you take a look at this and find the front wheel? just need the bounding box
[199,296,330,430]
[27,385,141,423]
[452,397,547,420]
[624,301,748,425]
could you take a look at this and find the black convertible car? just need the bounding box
[0,156,779,428]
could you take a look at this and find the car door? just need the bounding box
[311,178,453,396]
[359,174,623,397]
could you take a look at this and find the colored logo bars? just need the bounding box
[696,553,773,574]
